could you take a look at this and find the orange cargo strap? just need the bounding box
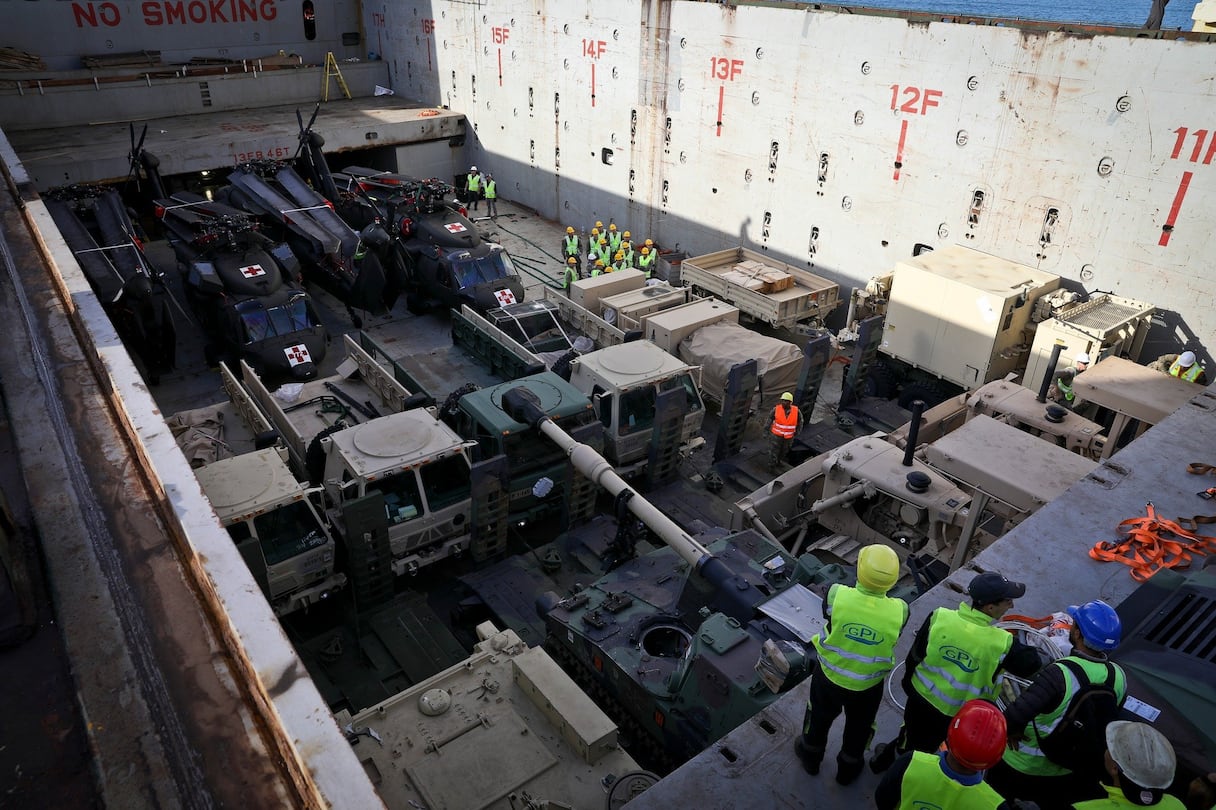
[1089,502,1216,582]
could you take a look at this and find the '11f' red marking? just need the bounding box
[1170,127,1216,164]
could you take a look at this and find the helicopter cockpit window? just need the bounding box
[450,250,520,289]
[236,296,316,344]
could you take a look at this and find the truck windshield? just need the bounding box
[237,294,317,344]
[450,250,519,289]
[661,374,703,412]
[419,454,471,511]
[249,501,328,565]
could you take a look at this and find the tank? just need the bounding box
[499,386,827,773]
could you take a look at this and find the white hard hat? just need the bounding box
[1179,350,1197,366]
[1075,352,1090,365]
[470,165,477,171]
[1105,721,1176,790]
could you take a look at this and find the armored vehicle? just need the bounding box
[154,192,327,384]
[45,186,177,385]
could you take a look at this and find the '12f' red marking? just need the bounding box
[890,85,942,115]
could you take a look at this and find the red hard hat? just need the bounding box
[947,700,1007,771]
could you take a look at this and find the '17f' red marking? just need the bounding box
[888,85,942,181]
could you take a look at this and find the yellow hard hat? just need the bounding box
[622,241,631,249]
[567,257,577,264]
[595,259,605,266]
[623,230,631,238]
[595,220,603,229]
[781,392,794,402]
[857,544,900,592]
[591,228,599,237]
[566,226,575,234]
[608,223,617,231]
[645,239,654,247]
[599,238,608,245]
[614,251,624,260]
[641,247,650,255]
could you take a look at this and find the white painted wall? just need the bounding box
[375,0,1215,351]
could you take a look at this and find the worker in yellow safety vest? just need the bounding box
[637,246,656,278]
[795,544,909,786]
[562,257,579,293]
[562,226,582,273]
[607,223,622,254]
[1071,722,1186,810]
[465,165,482,211]
[874,700,1013,810]
[590,259,607,277]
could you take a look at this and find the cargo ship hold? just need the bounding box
[0,1,1214,808]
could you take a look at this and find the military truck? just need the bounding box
[680,245,841,331]
[732,406,1097,585]
[842,245,1156,409]
[166,370,346,617]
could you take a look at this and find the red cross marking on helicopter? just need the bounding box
[444,222,468,233]
[494,289,517,306]
[285,344,312,366]
[240,264,266,278]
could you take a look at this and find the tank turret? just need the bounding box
[500,386,826,772]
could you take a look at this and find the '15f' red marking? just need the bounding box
[1159,171,1193,246]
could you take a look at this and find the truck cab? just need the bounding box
[568,341,705,472]
[194,446,345,616]
[320,412,474,576]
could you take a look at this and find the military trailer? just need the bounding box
[680,246,841,330]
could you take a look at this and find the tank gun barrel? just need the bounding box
[501,387,717,573]
[810,479,874,514]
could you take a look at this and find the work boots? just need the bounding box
[869,741,897,773]
[836,753,865,786]
[793,737,823,776]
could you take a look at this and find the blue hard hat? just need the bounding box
[1067,600,1122,651]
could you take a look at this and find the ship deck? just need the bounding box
[3,103,1216,808]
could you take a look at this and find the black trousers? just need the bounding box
[800,665,884,763]
[893,687,952,755]
[985,759,1105,810]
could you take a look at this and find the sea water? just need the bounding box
[817,0,1194,30]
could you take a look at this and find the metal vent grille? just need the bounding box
[1141,589,1216,663]
[1060,298,1143,331]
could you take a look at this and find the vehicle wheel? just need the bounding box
[864,359,898,399]
[898,380,951,409]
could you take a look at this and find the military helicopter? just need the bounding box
[154,192,328,385]
[291,105,525,314]
[44,184,178,385]
[333,167,526,314]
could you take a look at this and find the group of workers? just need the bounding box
[1050,350,1208,413]
[794,545,1203,809]
[560,221,659,289]
[463,165,498,217]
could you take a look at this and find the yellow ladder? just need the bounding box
[322,52,351,101]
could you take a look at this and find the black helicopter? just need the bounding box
[154,193,328,384]
[291,106,525,314]
[44,184,178,385]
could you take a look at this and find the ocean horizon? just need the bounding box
[806,0,1195,30]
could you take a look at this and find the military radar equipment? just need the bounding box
[501,386,822,772]
[154,191,327,384]
[45,185,178,385]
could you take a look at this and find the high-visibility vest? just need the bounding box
[1003,657,1127,777]
[564,234,580,256]
[770,404,799,438]
[895,751,1005,810]
[1072,784,1186,810]
[466,172,481,193]
[563,265,578,289]
[638,251,656,278]
[1056,377,1075,402]
[608,231,623,253]
[812,585,906,691]
[622,247,634,267]
[1169,359,1203,382]
[591,265,604,277]
[912,604,1012,716]
[484,180,497,199]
